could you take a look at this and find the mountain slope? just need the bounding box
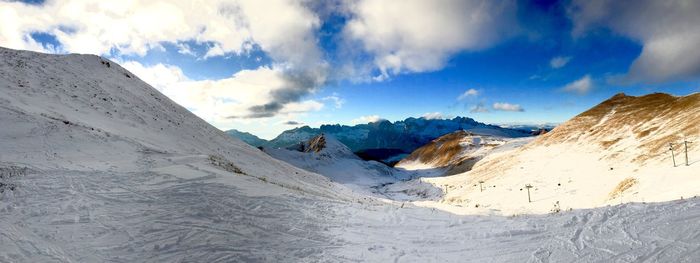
[264,134,409,193]
[0,47,345,198]
[535,92,699,163]
[408,93,700,214]
[396,130,534,175]
[0,47,369,261]
[225,129,268,147]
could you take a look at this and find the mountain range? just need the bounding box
[227,117,535,164]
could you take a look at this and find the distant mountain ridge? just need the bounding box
[267,117,532,154]
[225,129,267,147]
[225,117,533,164]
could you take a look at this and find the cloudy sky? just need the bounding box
[2,0,700,139]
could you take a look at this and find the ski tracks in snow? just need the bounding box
[1,164,699,262]
[0,165,345,262]
[326,199,700,262]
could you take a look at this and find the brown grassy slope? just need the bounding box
[531,92,699,163]
[532,93,700,162]
[461,92,699,183]
[397,130,474,167]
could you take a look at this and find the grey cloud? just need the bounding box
[342,0,519,81]
[227,67,328,119]
[238,103,283,119]
[569,0,700,84]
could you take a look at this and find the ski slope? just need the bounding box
[3,165,700,262]
[1,47,699,262]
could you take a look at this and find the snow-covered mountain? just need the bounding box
[264,134,409,193]
[396,130,533,176]
[265,117,532,162]
[0,47,342,196]
[0,47,365,261]
[403,92,700,214]
[225,129,268,147]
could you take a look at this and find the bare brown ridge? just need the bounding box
[531,92,700,163]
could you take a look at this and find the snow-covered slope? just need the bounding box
[265,134,409,193]
[0,47,348,198]
[396,130,534,175]
[406,93,700,215]
[0,47,370,261]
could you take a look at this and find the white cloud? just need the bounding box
[120,60,309,121]
[277,100,324,116]
[561,75,593,94]
[351,115,384,125]
[322,93,345,109]
[492,102,524,112]
[0,0,328,119]
[203,43,227,59]
[121,61,324,126]
[0,0,321,60]
[569,0,700,83]
[120,61,188,92]
[176,42,196,57]
[549,56,571,69]
[343,0,518,80]
[457,88,480,100]
[421,112,446,120]
[470,103,490,113]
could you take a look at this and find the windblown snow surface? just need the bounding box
[1,48,699,262]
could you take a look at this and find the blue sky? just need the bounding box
[2,0,700,139]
